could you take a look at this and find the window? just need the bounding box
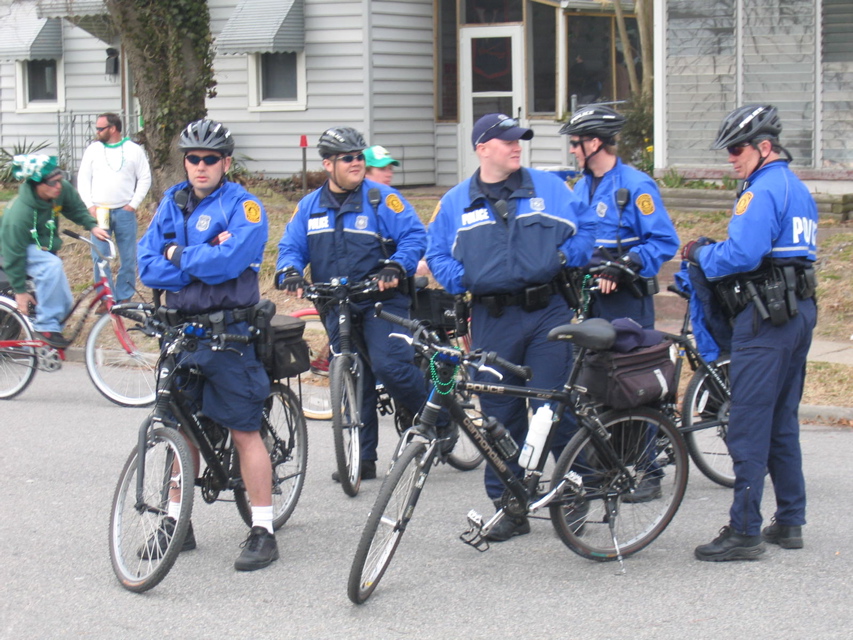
[437,0,458,120]
[530,2,556,114]
[16,58,65,112]
[248,51,306,111]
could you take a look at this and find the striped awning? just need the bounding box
[36,0,107,18]
[216,0,305,55]
[0,2,62,62]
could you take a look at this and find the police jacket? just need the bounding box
[695,160,817,280]
[574,158,679,278]
[426,168,596,295]
[276,179,426,283]
[138,180,267,313]
[0,180,97,293]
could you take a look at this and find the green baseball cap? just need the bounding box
[364,145,400,168]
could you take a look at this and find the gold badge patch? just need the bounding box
[243,200,261,223]
[636,193,655,215]
[385,193,405,214]
[735,192,753,216]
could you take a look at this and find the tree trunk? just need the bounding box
[635,0,654,99]
[104,0,216,203]
[612,0,640,96]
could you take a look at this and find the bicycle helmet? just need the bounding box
[559,105,626,142]
[711,105,782,150]
[317,127,367,158]
[178,119,235,156]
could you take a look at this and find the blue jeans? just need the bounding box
[26,244,73,333]
[91,207,137,302]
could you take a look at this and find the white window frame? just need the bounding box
[247,51,306,112]
[15,58,66,113]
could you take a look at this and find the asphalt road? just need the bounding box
[1,362,852,639]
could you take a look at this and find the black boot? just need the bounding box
[695,525,765,562]
[485,500,530,542]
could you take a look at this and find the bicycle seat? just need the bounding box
[546,318,616,351]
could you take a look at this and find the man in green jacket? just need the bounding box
[0,154,109,348]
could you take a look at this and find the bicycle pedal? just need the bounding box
[459,510,490,552]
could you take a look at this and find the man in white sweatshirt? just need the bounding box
[77,112,152,303]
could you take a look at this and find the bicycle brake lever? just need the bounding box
[476,364,503,381]
[389,332,413,345]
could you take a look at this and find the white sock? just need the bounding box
[252,505,274,534]
[167,500,181,520]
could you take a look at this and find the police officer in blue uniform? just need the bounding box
[138,119,279,572]
[561,105,679,329]
[276,127,428,482]
[426,113,596,541]
[687,105,818,561]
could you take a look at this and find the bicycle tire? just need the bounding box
[290,309,332,420]
[85,311,159,407]
[549,407,688,560]
[109,424,194,593]
[331,354,362,496]
[444,394,484,471]
[0,298,37,400]
[348,440,434,604]
[235,383,308,529]
[682,357,734,488]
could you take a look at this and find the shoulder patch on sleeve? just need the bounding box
[243,200,262,223]
[735,192,753,216]
[385,193,405,214]
[429,202,441,224]
[636,193,655,215]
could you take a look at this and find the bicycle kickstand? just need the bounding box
[605,497,627,575]
[459,509,490,552]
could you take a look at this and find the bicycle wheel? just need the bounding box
[445,395,484,471]
[290,310,332,420]
[235,383,308,530]
[85,311,159,407]
[0,298,37,400]
[348,440,434,604]
[682,357,734,488]
[109,424,194,593]
[549,407,688,560]
[331,354,362,497]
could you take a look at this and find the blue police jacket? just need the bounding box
[426,168,596,295]
[695,160,818,280]
[138,180,268,313]
[574,158,679,278]
[276,179,426,282]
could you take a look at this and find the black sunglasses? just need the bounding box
[726,142,752,156]
[474,118,519,147]
[95,126,112,132]
[43,177,63,187]
[335,153,365,163]
[569,138,588,149]
[186,154,224,166]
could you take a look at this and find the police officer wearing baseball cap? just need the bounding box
[426,113,596,541]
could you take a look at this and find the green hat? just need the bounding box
[364,145,400,168]
[12,154,61,183]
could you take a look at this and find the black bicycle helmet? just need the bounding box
[317,127,367,158]
[711,104,782,150]
[178,119,235,156]
[559,105,626,142]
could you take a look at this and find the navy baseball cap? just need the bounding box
[610,318,665,353]
[471,114,534,149]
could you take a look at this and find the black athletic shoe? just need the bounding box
[35,331,71,349]
[331,459,376,482]
[762,519,803,549]
[138,517,196,560]
[695,525,765,562]
[234,526,279,571]
[485,500,530,542]
[622,476,662,503]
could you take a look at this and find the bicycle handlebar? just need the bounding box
[303,278,381,302]
[62,228,116,262]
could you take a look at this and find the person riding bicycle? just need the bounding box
[137,119,278,572]
[561,105,679,329]
[276,126,429,482]
[426,113,597,541]
[0,154,109,348]
[688,105,817,561]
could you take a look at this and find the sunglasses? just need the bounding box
[726,143,752,156]
[569,138,588,149]
[44,177,63,187]
[95,125,112,132]
[186,154,224,166]
[335,153,365,163]
[475,118,519,146]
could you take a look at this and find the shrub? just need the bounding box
[0,139,51,185]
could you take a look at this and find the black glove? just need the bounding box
[376,260,404,284]
[597,263,622,284]
[682,237,716,264]
[276,267,305,293]
[618,252,641,278]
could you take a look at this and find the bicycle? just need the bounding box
[108,307,308,592]
[0,230,159,405]
[348,304,688,604]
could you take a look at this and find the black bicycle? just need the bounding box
[348,304,688,604]
[108,306,308,592]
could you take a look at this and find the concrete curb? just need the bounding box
[799,405,853,422]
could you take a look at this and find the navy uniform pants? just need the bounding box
[471,295,576,500]
[727,297,816,535]
[589,287,655,329]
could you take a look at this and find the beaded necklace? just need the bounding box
[31,209,57,251]
[103,137,129,172]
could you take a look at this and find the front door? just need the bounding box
[459,25,526,180]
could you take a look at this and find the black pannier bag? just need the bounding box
[266,315,310,380]
[577,340,676,410]
[412,287,457,332]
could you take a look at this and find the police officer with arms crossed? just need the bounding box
[276,127,430,482]
[426,113,596,541]
[561,105,679,330]
[686,105,818,561]
[137,119,279,571]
